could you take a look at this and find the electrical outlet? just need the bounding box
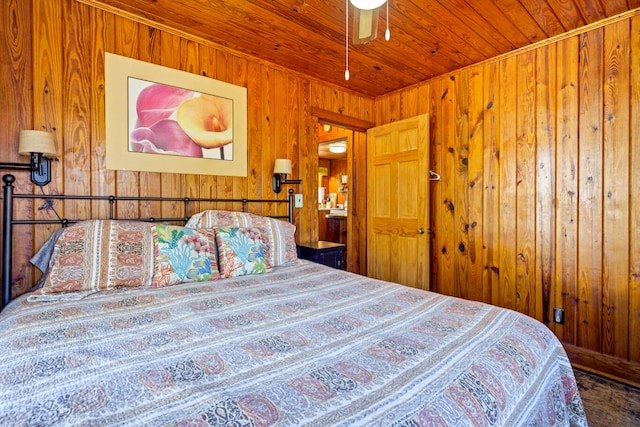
[553,308,565,324]
[295,194,303,208]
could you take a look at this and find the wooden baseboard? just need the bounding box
[564,343,640,388]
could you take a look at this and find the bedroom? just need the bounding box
[0,0,638,422]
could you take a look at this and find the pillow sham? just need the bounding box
[151,225,220,287]
[215,227,271,278]
[29,228,65,290]
[32,220,155,297]
[186,210,297,267]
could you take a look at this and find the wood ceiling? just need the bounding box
[89,0,639,97]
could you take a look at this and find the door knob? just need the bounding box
[417,228,425,234]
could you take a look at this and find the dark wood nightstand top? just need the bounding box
[297,241,346,270]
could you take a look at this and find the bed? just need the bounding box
[0,174,587,426]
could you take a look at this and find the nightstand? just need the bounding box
[297,241,346,270]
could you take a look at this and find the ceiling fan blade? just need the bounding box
[352,8,379,45]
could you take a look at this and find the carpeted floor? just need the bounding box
[573,368,640,426]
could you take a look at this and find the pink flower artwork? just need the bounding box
[128,78,234,160]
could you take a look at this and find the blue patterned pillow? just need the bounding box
[215,227,271,278]
[152,225,219,287]
[186,210,298,267]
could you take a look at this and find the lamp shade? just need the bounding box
[273,158,292,175]
[18,130,56,157]
[349,0,386,10]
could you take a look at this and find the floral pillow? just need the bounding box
[186,210,297,267]
[152,225,220,287]
[215,227,271,278]
[31,220,155,299]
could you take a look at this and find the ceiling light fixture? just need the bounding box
[345,0,390,81]
[350,0,386,10]
[328,142,347,154]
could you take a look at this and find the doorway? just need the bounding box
[309,108,374,275]
[317,124,350,250]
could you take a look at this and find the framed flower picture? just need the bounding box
[105,52,247,176]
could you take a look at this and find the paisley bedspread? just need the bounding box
[0,261,586,426]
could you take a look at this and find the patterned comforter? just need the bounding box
[0,261,586,426]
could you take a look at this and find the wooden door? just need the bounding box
[367,115,430,290]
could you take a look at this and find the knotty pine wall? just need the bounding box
[0,0,373,295]
[2,0,639,383]
[375,14,640,383]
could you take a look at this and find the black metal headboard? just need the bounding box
[1,173,294,311]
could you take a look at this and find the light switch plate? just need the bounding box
[553,308,565,324]
[295,194,303,208]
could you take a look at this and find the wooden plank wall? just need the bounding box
[0,0,374,296]
[375,15,640,383]
[2,0,638,384]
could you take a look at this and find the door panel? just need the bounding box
[367,115,429,290]
[371,163,392,218]
[398,159,419,218]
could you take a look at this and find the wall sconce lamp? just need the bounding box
[272,158,302,194]
[0,130,56,186]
